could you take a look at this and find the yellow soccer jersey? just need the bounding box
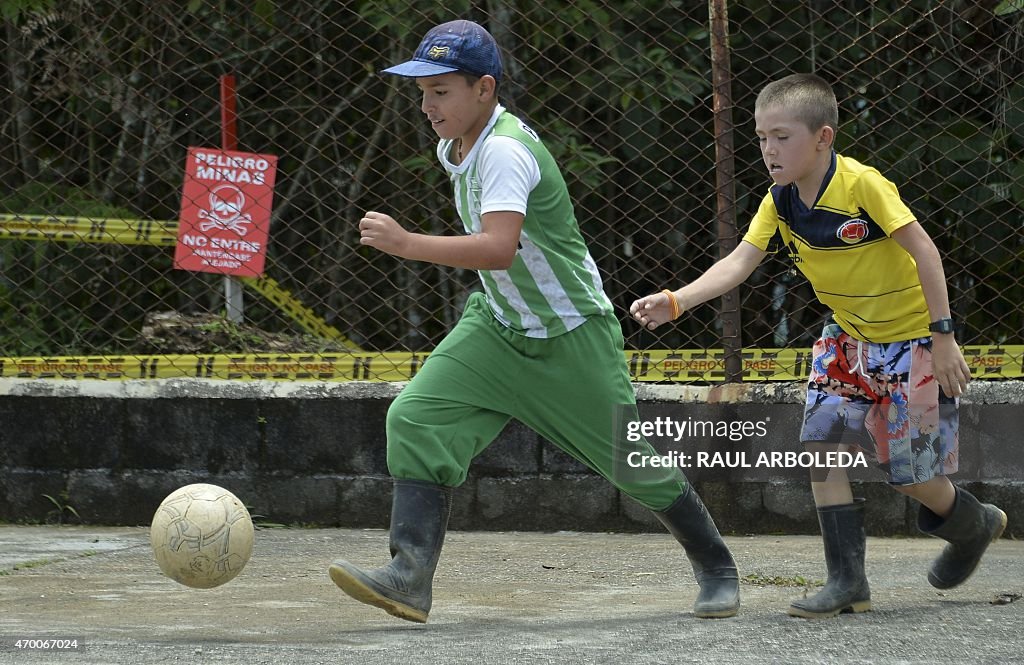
[742,152,930,342]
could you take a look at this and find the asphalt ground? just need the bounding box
[0,525,1021,665]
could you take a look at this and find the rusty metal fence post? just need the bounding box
[709,0,742,382]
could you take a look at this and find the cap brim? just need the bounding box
[380,60,461,78]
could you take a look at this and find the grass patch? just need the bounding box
[1,549,102,575]
[742,572,824,588]
[12,558,56,571]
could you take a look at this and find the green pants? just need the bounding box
[386,292,686,511]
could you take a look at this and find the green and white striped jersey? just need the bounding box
[439,106,613,338]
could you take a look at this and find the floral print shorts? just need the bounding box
[801,322,958,485]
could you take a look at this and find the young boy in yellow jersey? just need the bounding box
[631,73,1006,618]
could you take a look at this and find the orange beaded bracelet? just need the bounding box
[660,289,681,320]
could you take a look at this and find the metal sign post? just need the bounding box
[173,75,278,304]
[220,74,243,323]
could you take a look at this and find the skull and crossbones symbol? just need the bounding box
[198,184,252,236]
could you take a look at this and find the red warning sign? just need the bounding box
[174,147,278,276]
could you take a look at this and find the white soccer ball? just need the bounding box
[150,483,254,589]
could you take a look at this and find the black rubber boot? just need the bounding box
[654,485,740,618]
[788,499,871,619]
[918,486,1007,590]
[329,479,452,623]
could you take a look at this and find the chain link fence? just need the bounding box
[0,1,1021,380]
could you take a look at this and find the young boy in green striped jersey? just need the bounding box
[328,19,739,624]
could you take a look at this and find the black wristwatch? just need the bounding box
[928,317,955,335]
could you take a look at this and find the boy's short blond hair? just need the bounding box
[756,73,838,135]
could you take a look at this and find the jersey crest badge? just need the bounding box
[837,219,869,245]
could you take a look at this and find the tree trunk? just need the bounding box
[6,20,39,183]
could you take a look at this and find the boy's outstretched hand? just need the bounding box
[359,211,410,256]
[630,291,678,331]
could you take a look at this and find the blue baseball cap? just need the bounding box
[382,20,503,82]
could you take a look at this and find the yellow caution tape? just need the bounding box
[960,346,1023,378]
[0,214,178,246]
[1,216,1018,378]
[626,349,815,382]
[627,346,1023,382]
[0,214,362,351]
[239,275,362,351]
[0,354,427,382]
[1,347,1020,382]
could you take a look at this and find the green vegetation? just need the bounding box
[42,492,81,525]
[742,572,823,588]
[0,1,1019,354]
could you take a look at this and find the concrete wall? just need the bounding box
[1,378,1021,537]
